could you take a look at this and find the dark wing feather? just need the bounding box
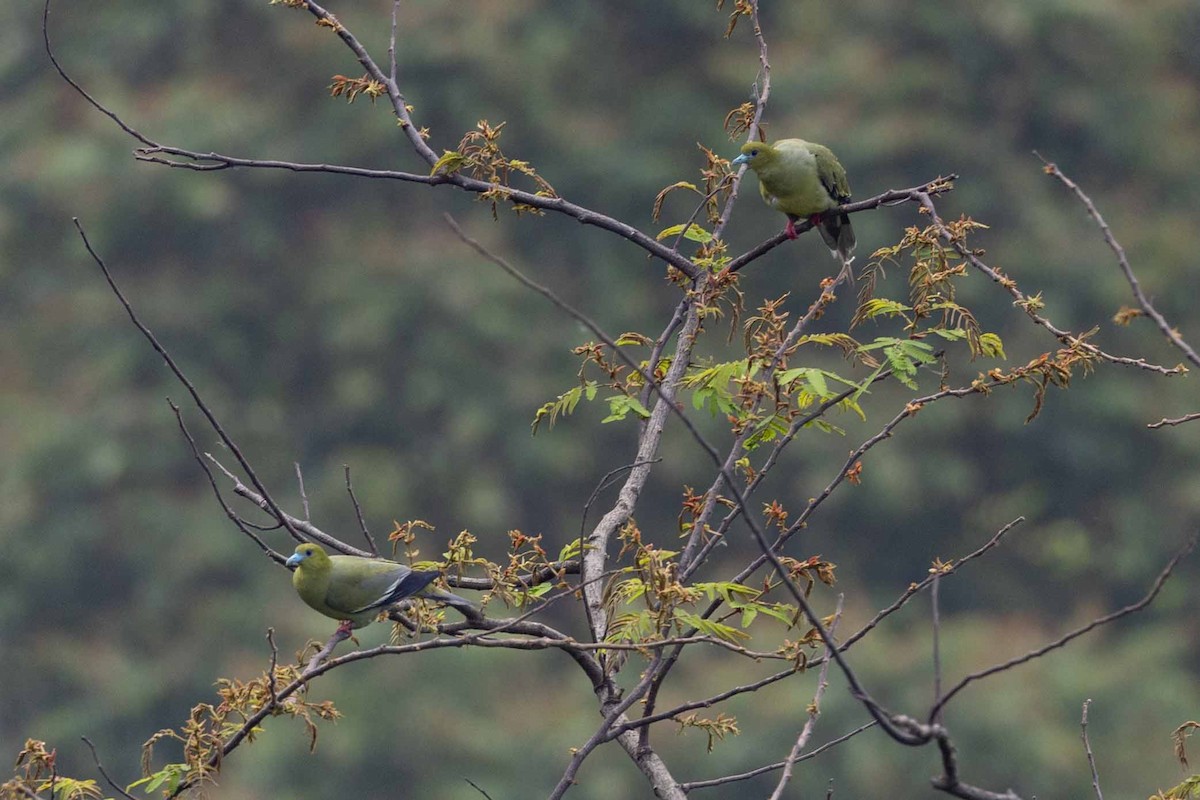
[348,567,440,614]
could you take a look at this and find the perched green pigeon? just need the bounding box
[732,138,856,278]
[286,542,476,633]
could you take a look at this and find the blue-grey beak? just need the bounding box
[731,153,751,166]
[285,552,304,568]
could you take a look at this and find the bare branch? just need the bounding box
[929,532,1197,721]
[1038,154,1200,370]
[266,629,281,710]
[768,594,844,800]
[1081,699,1104,800]
[839,517,1023,653]
[388,0,400,86]
[73,219,307,554]
[464,778,496,800]
[680,722,877,793]
[80,737,138,800]
[913,191,1185,376]
[931,573,944,724]
[42,0,154,147]
[724,176,958,275]
[1148,411,1200,429]
[344,465,379,555]
[169,401,286,565]
[294,462,311,521]
[205,452,370,557]
[305,626,352,674]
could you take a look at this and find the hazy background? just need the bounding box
[4,1,1200,797]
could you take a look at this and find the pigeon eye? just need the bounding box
[305,547,313,555]
[750,149,759,156]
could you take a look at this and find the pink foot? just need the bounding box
[808,213,824,226]
[784,219,798,240]
[335,619,354,637]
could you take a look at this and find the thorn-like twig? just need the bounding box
[679,722,877,792]
[929,532,1197,722]
[931,572,944,724]
[1081,699,1104,800]
[768,595,844,800]
[266,628,281,710]
[168,401,286,564]
[80,737,138,800]
[344,465,379,555]
[1148,411,1200,429]
[294,462,310,521]
[464,778,495,800]
[73,219,306,548]
[1037,152,1200,370]
[305,626,354,674]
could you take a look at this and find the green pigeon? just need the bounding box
[732,138,856,278]
[286,542,476,634]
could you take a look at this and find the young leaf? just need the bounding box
[656,223,714,243]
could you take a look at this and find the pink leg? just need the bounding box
[808,213,824,227]
[784,218,798,240]
[335,619,354,637]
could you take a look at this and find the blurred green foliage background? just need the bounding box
[3,1,1200,798]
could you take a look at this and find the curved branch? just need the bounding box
[927,531,1197,722]
[724,176,958,275]
[1038,154,1200,370]
[913,191,1185,376]
[72,220,307,551]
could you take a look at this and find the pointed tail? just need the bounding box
[819,213,856,284]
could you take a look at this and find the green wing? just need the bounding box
[325,557,438,615]
[810,144,851,204]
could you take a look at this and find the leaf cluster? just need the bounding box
[431,120,558,218]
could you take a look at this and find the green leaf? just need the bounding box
[430,149,468,176]
[531,381,599,434]
[744,413,791,450]
[979,332,1006,359]
[857,298,912,320]
[656,223,713,243]
[675,610,749,643]
[602,394,651,423]
[559,538,585,561]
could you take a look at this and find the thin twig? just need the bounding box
[576,459,660,642]
[724,176,958,275]
[929,532,1198,722]
[913,191,1184,377]
[388,0,400,86]
[839,517,1023,654]
[305,627,353,674]
[679,721,876,792]
[262,628,279,697]
[768,595,844,800]
[73,220,306,550]
[1148,412,1200,429]
[169,401,285,564]
[1038,153,1200,370]
[80,737,138,800]
[1081,699,1104,800]
[931,572,944,724]
[205,452,370,557]
[611,517,1022,741]
[344,465,379,555]
[294,462,310,521]
[464,778,495,800]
